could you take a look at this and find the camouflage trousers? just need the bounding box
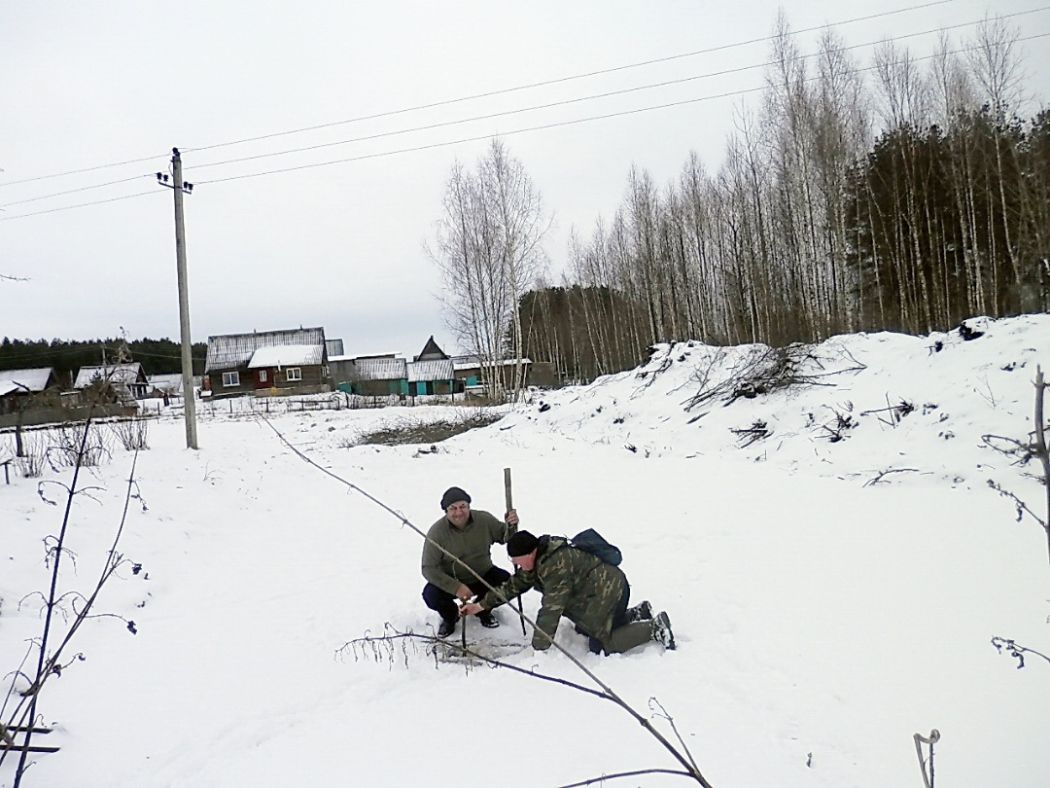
[579,574,653,655]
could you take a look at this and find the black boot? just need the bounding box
[625,600,653,623]
[651,612,676,650]
[437,618,457,638]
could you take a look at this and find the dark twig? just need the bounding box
[337,627,606,698]
[557,769,695,787]
[863,468,920,487]
[3,447,141,774]
[650,698,700,774]
[1031,368,1050,572]
[913,729,940,788]
[7,418,93,780]
[991,636,1050,669]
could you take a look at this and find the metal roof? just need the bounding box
[74,363,145,389]
[349,357,407,381]
[0,367,54,393]
[407,359,454,382]
[205,327,326,373]
[451,356,532,371]
[147,373,200,393]
[247,344,324,368]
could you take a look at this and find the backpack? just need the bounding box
[569,528,623,566]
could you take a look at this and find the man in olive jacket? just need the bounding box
[421,486,518,638]
[461,530,675,654]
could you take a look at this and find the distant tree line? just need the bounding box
[516,18,1049,384]
[0,336,206,387]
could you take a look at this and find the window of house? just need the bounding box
[286,367,302,382]
[222,371,240,387]
[258,370,268,383]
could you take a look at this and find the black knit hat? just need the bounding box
[440,486,471,511]
[507,530,539,557]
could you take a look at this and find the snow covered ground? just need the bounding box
[2,315,1048,787]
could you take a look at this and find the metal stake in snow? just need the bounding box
[504,467,527,638]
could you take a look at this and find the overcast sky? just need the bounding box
[2,1,1047,358]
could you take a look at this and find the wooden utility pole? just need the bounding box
[158,148,198,449]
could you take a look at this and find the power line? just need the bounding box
[190,31,1050,188]
[12,7,1040,211]
[187,7,1050,174]
[0,190,162,222]
[3,28,1047,218]
[0,175,154,209]
[182,0,958,155]
[0,0,956,190]
[0,153,169,190]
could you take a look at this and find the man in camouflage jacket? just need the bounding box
[461,530,675,654]
[421,485,518,637]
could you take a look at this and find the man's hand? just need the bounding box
[505,508,519,527]
[459,602,484,617]
[455,584,473,601]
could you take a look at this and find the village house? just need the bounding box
[74,363,149,401]
[203,327,330,398]
[407,336,455,396]
[0,367,58,415]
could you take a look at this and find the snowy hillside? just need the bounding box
[1,315,1048,788]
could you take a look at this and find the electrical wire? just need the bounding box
[0,0,956,189]
[2,27,1047,218]
[0,153,170,190]
[0,190,162,222]
[182,0,958,155]
[0,175,155,209]
[191,31,1050,187]
[187,7,1050,174]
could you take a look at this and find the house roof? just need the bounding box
[349,357,407,381]
[407,359,454,382]
[74,363,146,389]
[247,344,324,368]
[147,373,199,392]
[205,327,326,373]
[415,335,448,361]
[0,367,55,393]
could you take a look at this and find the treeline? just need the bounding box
[520,20,1049,382]
[0,337,207,386]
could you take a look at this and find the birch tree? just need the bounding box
[429,141,549,399]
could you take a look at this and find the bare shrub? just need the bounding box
[352,410,503,446]
[15,434,46,478]
[46,423,112,470]
[110,417,150,451]
[685,344,866,411]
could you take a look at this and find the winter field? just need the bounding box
[2,315,1048,788]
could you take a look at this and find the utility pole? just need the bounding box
[157,148,198,449]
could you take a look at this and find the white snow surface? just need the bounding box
[2,315,1048,787]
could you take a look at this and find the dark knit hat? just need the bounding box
[440,486,471,511]
[507,530,539,557]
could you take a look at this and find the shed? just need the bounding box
[347,357,408,397]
